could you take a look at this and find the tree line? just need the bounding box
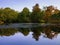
[0,4,60,24]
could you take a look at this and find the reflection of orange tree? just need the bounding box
[43,26,58,39]
[31,27,42,41]
[32,30,41,41]
[0,28,18,36]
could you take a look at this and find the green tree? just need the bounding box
[4,7,18,23]
[0,8,6,24]
[18,7,30,23]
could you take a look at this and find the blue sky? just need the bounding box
[0,0,60,11]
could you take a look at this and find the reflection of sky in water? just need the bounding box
[0,32,60,45]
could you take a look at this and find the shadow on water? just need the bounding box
[0,23,60,41]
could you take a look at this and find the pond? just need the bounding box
[0,23,60,45]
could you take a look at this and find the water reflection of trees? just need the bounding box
[31,27,42,41]
[43,26,58,39]
[0,28,18,36]
[18,28,30,36]
[0,26,60,41]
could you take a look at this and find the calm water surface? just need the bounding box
[0,23,60,45]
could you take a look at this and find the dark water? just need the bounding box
[0,23,60,45]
